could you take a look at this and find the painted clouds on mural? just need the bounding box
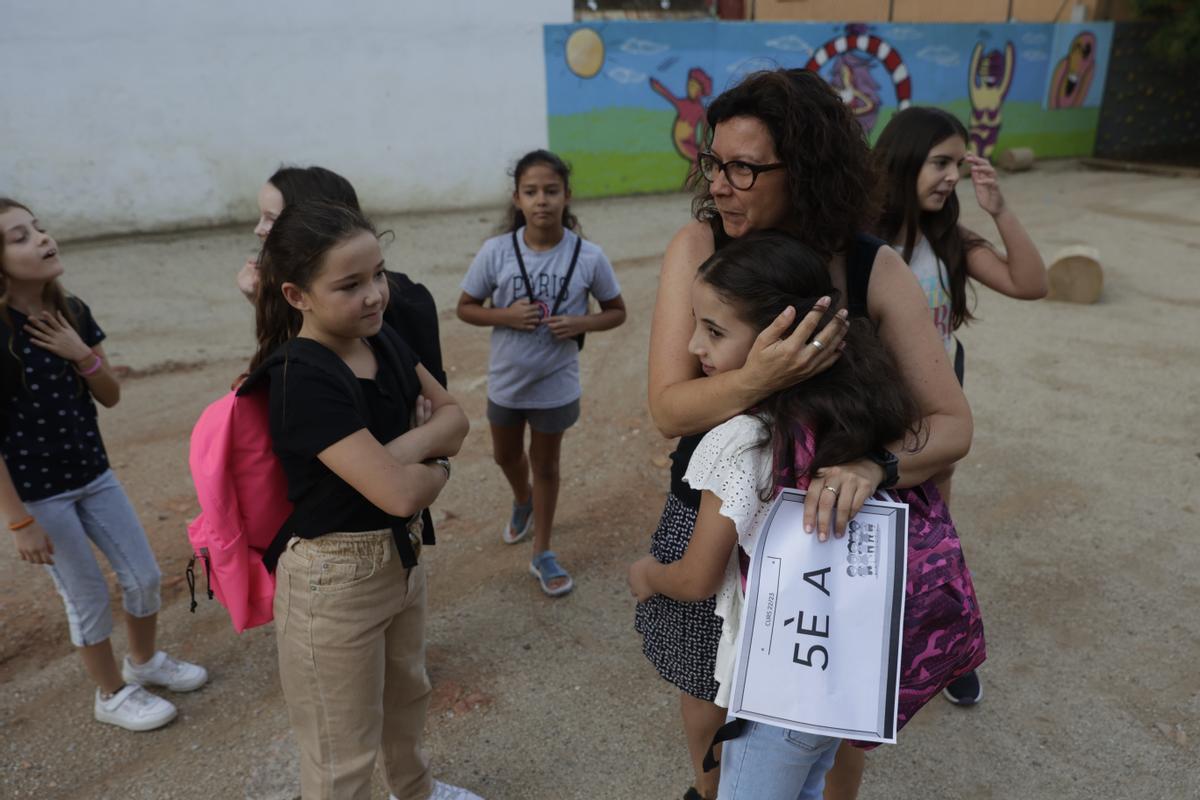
[764,34,814,55]
[917,44,961,67]
[620,37,669,55]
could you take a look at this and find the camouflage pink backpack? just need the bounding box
[775,426,987,746]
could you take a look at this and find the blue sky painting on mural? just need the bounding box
[545,20,1114,198]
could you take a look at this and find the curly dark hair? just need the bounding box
[695,231,924,497]
[689,69,879,260]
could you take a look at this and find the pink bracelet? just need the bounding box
[76,354,103,377]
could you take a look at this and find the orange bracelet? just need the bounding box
[8,515,35,532]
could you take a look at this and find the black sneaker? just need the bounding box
[943,670,983,706]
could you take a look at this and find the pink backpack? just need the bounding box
[186,388,291,633]
[185,327,427,632]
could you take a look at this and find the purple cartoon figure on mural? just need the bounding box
[1048,32,1097,109]
[808,24,912,136]
[829,52,883,135]
[650,67,713,163]
[967,41,1016,160]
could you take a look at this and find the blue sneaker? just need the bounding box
[502,495,533,544]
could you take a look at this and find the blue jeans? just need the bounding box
[26,470,161,646]
[718,721,840,800]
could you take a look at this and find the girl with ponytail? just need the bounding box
[249,200,477,800]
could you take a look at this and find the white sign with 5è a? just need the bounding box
[728,489,909,744]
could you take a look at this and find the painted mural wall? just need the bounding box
[545,21,1114,197]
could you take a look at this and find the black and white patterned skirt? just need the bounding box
[634,492,723,702]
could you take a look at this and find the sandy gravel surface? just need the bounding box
[1,162,1197,799]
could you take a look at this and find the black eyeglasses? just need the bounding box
[697,152,785,190]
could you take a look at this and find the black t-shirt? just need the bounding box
[384,271,446,387]
[267,334,420,537]
[0,299,110,502]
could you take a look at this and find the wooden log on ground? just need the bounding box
[1047,245,1103,304]
[998,147,1035,172]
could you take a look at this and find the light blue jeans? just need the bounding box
[25,470,161,646]
[718,721,840,800]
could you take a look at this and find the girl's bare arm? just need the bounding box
[318,431,449,519]
[0,458,54,565]
[384,364,470,464]
[629,491,736,602]
[962,153,1047,299]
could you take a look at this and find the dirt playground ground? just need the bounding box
[1,161,1197,799]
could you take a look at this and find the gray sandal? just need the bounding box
[529,550,573,597]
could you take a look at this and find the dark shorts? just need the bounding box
[953,339,965,387]
[486,398,580,434]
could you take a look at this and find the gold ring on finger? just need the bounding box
[823,485,839,496]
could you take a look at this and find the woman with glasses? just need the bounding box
[635,69,973,800]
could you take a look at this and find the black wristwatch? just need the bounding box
[867,448,899,490]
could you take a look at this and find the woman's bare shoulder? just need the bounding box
[664,219,716,271]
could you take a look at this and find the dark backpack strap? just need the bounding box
[371,325,435,553]
[511,229,537,301]
[550,234,583,316]
[846,233,885,319]
[702,718,748,773]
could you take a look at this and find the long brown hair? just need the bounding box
[695,232,924,495]
[689,69,878,261]
[0,198,84,393]
[248,201,377,373]
[872,107,985,330]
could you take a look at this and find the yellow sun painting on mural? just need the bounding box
[566,28,604,79]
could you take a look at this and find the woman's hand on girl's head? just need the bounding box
[13,522,55,566]
[23,312,92,364]
[628,555,658,602]
[803,460,886,542]
[966,153,1006,217]
[743,299,848,394]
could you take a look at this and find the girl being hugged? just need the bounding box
[0,198,207,731]
[630,232,924,800]
[874,106,1046,706]
[248,201,476,800]
[457,150,626,597]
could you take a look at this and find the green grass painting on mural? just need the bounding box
[549,108,682,156]
[550,102,1101,197]
[558,151,690,198]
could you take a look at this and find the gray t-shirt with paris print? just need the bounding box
[461,228,621,409]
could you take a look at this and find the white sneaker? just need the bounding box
[393,780,485,800]
[122,650,208,692]
[94,684,177,731]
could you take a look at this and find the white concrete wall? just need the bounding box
[0,0,572,238]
